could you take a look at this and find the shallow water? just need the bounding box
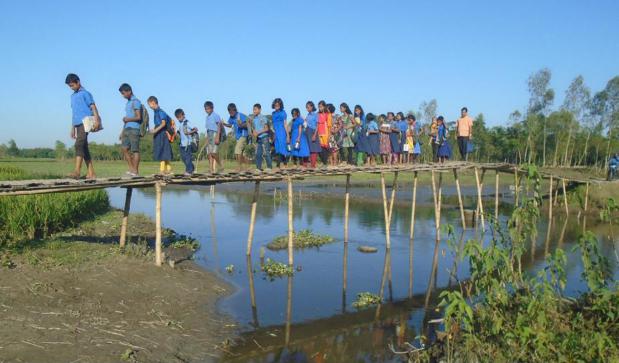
[107,183,618,363]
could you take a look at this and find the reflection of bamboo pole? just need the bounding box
[246,181,261,255]
[474,168,486,231]
[285,276,293,346]
[410,171,418,239]
[342,239,348,313]
[344,174,351,242]
[558,217,569,249]
[495,171,500,222]
[453,169,466,230]
[562,179,569,215]
[155,183,163,266]
[119,187,133,248]
[380,173,391,249]
[424,239,440,309]
[375,249,391,320]
[548,176,554,221]
[246,255,259,328]
[287,177,294,266]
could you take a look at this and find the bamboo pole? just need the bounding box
[562,179,569,215]
[548,176,554,220]
[155,182,163,266]
[285,276,293,346]
[388,172,399,223]
[409,171,418,240]
[584,182,589,213]
[474,168,486,231]
[514,167,519,206]
[344,174,351,243]
[408,171,418,299]
[453,169,466,230]
[119,187,133,248]
[246,255,259,327]
[495,171,500,222]
[430,171,439,235]
[246,181,261,256]
[380,173,391,249]
[287,177,294,266]
[342,238,348,313]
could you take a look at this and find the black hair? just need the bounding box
[271,98,284,110]
[118,83,132,93]
[318,100,327,112]
[65,73,80,84]
[354,105,365,117]
[437,116,445,122]
[174,108,184,117]
[397,112,405,119]
[407,114,416,121]
[147,96,158,104]
[291,108,300,118]
[327,104,336,113]
[306,101,316,112]
[366,113,375,121]
[461,107,468,112]
[387,112,394,118]
[204,101,214,109]
[253,103,262,109]
[227,103,237,112]
[340,103,352,115]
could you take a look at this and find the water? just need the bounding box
[107,183,618,363]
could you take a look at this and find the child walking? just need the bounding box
[289,108,310,166]
[147,96,173,174]
[366,113,380,165]
[175,108,198,176]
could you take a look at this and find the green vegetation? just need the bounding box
[267,229,334,250]
[407,167,619,363]
[352,292,382,309]
[168,234,200,251]
[261,258,294,279]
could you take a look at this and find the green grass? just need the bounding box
[267,229,335,250]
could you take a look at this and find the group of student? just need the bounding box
[65,73,475,179]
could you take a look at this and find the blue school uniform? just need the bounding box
[398,120,408,149]
[272,109,290,157]
[205,111,222,132]
[178,119,195,173]
[389,120,402,153]
[70,87,94,126]
[124,95,142,129]
[153,108,173,161]
[227,112,248,140]
[290,116,310,158]
[354,114,368,153]
[367,120,380,156]
[305,111,322,153]
[436,124,452,158]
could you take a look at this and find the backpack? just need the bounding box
[139,105,150,137]
[165,117,177,143]
[190,133,199,153]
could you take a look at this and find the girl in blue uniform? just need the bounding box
[366,113,379,166]
[397,112,408,163]
[305,101,321,168]
[290,108,310,166]
[388,112,401,164]
[271,98,289,168]
[353,105,367,166]
[147,96,173,174]
[436,116,452,163]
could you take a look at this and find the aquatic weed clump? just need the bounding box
[352,292,381,309]
[261,258,294,279]
[267,229,334,250]
[168,234,200,251]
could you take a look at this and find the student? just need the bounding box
[271,98,290,168]
[175,108,198,176]
[379,114,392,164]
[251,103,273,171]
[404,122,415,163]
[436,116,452,163]
[388,112,401,164]
[340,103,355,165]
[203,101,223,173]
[608,152,619,180]
[225,103,249,170]
[408,114,421,163]
[119,83,142,176]
[289,108,310,166]
[397,112,408,163]
[305,101,321,168]
[317,100,331,166]
[456,107,473,161]
[353,105,367,166]
[65,73,100,179]
[366,113,379,165]
[429,116,439,162]
[327,104,339,166]
[147,96,173,174]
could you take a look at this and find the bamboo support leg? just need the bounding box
[548,176,553,220]
[453,169,466,230]
[408,171,418,299]
[495,171,500,222]
[155,183,163,266]
[474,168,486,231]
[514,168,519,206]
[285,276,293,346]
[380,173,391,249]
[119,187,133,248]
[562,179,569,215]
[287,177,294,266]
[246,181,261,255]
[246,255,259,327]
[409,171,418,239]
[344,174,351,243]
[584,182,589,212]
[388,172,399,223]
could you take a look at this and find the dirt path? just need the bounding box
[0,211,236,363]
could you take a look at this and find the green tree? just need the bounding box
[54,140,67,160]
[6,139,19,157]
[527,68,555,165]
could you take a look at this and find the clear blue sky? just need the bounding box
[1,0,618,148]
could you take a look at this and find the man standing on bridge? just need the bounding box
[119,83,143,176]
[456,107,473,161]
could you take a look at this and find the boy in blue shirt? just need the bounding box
[119,83,142,176]
[608,152,619,180]
[204,101,224,173]
[225,103,249,171]
[65,73,100,179]
[175,108,198,176]
[251,103,272,171]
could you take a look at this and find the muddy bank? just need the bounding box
[0,210,235,363]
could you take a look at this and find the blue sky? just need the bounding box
[0,0,618,148]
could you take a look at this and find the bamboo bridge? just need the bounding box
[0,162,606,266]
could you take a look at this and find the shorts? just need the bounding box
[206,130,218,154]
[121,128,140,153]
[234,136,247,155]
[74,124,91,161]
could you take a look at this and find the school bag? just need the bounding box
[190,132,199,153]
[165,116,177,143]
[139,105,150,137]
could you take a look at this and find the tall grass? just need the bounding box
[0,166,110,248]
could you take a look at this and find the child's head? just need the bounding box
[204,101,214,114]
[292,108,300,118]
[147,96,159,110]
[272,98,284,111]
[118,83,133,99]
[253,103,262,116]
[340,103,351,115]
[387,112,394,120]
[65,73,81,91]
[407,114,416,123]
[327,103,336,114]
[318,100,326,113]
[397,112,405,120]
[175,108,185,121]
[437,116,444,125]
[354,105,364,117]
[378,114,386,123]
[366,113,375,122]
[227,103,238,117]
[306,101,316,112]
[461,107,468,117]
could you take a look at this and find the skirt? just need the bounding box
[437,142,452,158]
[379,133,391,154]
[355,128,369,153]
[306,127,322,153]
[389,132,401,153]
[153,130,172,161]
[368,133,380,156]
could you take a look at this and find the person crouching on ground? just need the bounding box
[147,96,173,175]
[252,103,273,171]
[65,73,100,179]
[119,83,142,176]
[226,103,249,171]
[175,108,198,176]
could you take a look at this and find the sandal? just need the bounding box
[67,172,81,180]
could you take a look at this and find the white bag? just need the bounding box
[82,116,103,133]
